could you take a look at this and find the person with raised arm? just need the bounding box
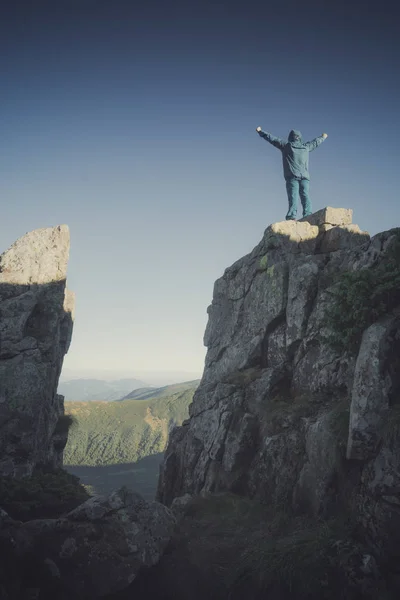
[256,127,328,220]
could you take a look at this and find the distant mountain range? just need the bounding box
[120,379,201,401]
[63,380,199,499]
[57,378,149,402]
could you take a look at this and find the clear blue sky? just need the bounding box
[0,0,398,378]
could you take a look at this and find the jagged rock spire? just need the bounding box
[0,225,74,477]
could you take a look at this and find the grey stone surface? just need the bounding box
[319,224,370,253]
[170,493,193,515]
[0,506,12,527]
[286,257,320,348]
[0,226,74,477]
[358,441,400,559]
[294,410,342,516]
[347,317,398,460]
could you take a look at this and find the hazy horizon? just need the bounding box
[1,0,398,376]
[59,367,202,387]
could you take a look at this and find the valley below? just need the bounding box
[63,380,199,498]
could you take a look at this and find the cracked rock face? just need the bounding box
[0,225,74,477]
[0,488,176,599]
[157,207,400,560]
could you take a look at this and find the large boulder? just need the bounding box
[0,488,176,599]
[0,226,74,477]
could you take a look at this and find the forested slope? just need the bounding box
[64,382,197,467]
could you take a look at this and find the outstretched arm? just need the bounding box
[305,133,328,152]
[256,127,285,150]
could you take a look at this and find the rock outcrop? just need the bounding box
[157,208,400,570]
[0,226,74,477]
[0,488,176,599]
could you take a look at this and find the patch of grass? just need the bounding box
[323,230,400,354]
[259,254,268,270]
[134,493,372,600]
[82,483,96,496]
[0,467,89,521]
[183,492,268,524]
[260,392,322,436]
[230,518,342,598]
[269,395,314,420]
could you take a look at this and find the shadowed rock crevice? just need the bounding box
[258,312,287,368]
[24,301,50,338]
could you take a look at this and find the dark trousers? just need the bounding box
[285,177,312,220]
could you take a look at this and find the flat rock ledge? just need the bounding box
[262,207,369,255]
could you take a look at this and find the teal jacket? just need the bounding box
[258,129,325,180]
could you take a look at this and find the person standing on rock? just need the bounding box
[256,127,328,220]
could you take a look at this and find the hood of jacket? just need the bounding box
[288,129,302,142]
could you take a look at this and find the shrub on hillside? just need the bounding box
[0,467,89,521]
[324,230,400,353]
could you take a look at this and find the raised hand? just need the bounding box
[256,126,262,132]
[322,133,328,139]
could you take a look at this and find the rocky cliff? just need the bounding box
[158,208,400,568]
[0,225,74,477]
[0,226,177,600]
